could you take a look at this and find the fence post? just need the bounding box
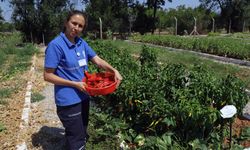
[229,19,231,34]
[42,33,45,46]
[99,17,102,39]
[243,20,245,32]
[212,17,215,32]
[174,17,177,35]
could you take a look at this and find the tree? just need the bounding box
[10,0,70,43]
[133,2,154,35]
[146,0,172,34]
[35,0,70,43]
[0,22,15,32]
[199,0,250,32]
[82,0,134,38]
[242,4,250,31]
[163,5,211,35]
[10,0,36,42]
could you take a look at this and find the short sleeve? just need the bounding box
[83,41,96,60]
[44,42,62,69]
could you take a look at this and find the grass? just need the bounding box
[0,88,13,105]
[0,99,8,105]
[109,40,250,88]
[0,33,38,81]
[0,88,13,98]
[31,92,45,103]
[0,122,6,132]
[0,32,38,105]
[0,51,30,81]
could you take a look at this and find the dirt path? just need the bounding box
[25,84,65,150]
[24,46,66,150]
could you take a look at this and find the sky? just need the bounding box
[0,0,200,22]
[1,0,12,22]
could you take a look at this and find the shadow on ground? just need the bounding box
[31,126,66,150]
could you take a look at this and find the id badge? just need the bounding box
[78,59,87,67]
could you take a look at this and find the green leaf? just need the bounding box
[162,117,175,126]
[162,135,172,145]
[188,139,208,150]
[240,127,250,139]
[134,134,145,146]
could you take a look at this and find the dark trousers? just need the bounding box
[57,100,89,150]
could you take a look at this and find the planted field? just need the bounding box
[131,34,250,60]
[0,33,249,149]
[86,40,250,149]
[111,40,250,89]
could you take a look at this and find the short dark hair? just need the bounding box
[63,10,88,33]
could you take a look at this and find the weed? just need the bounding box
[0,99,8,105]
[0,122,6,132]
[31,92,45,103]
[0,88,13,99]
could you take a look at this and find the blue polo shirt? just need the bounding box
[45,32,96,106]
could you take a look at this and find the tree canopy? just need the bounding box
[10,0,71,43]
[0,7,4,22]
[200,0,250,32]
[1,0,249,43]
[146,0,172,34]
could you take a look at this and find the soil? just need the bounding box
[0,46,249,149]
[232,117,250,147]
[0,57,31,149]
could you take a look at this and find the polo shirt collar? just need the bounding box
[60,32,82,48]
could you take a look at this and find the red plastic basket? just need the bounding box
[82,71,117,96]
